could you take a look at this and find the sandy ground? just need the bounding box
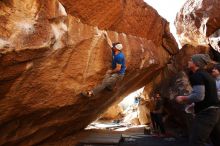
[41,125,188,146]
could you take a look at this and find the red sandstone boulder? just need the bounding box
[0,0,178,145]
[175,0,220,48]
[60,0,178,54]
[101,105,123,120]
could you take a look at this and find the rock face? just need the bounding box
[0,0,178,145]
[59,0,178,54]
[101,105,123,120]
[175,0,220,56]
[137,98,151,125]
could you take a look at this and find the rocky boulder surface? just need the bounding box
[0,0,178,145]
[59,0,178,54]
[175,0,220,59]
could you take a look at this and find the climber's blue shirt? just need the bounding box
[112,51,126,75]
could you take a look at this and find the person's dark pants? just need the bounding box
[150,112,157,130]
[155,113,166,134]
[190,108,220,146]
[92,73,124,95]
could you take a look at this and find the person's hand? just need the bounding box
[185,103,195,114]
[103,31,113,48]
[176,96,188,104]
[103,31,108,38]
[106,70,112,74]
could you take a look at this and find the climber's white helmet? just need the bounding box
[112,42,123,51]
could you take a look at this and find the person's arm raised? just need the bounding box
[103,31,113,48]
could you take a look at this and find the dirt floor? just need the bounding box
[42,124,189,146]
[118,134,188,146]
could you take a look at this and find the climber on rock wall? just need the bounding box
[81,34,126,97]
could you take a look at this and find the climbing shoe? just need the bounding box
[81,91,94,98]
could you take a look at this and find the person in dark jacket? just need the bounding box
[176,54,220,146]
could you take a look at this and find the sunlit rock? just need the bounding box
[59,0,178,53]
[175,0,220,48]
[101,105,123,120]
[137,98,151,125]
[209,29,220,53]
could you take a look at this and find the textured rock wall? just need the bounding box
[175,0,220,57]
[0,0,178,145]
[60,0,178,54]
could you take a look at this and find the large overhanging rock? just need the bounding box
[59,0,178,54]
[0,0,177,145]
[59,0,163,44]
[175,0,220,49]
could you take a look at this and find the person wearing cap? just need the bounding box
[81,42,126,97]
[212,64,220,100]
[176,54,220,146]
